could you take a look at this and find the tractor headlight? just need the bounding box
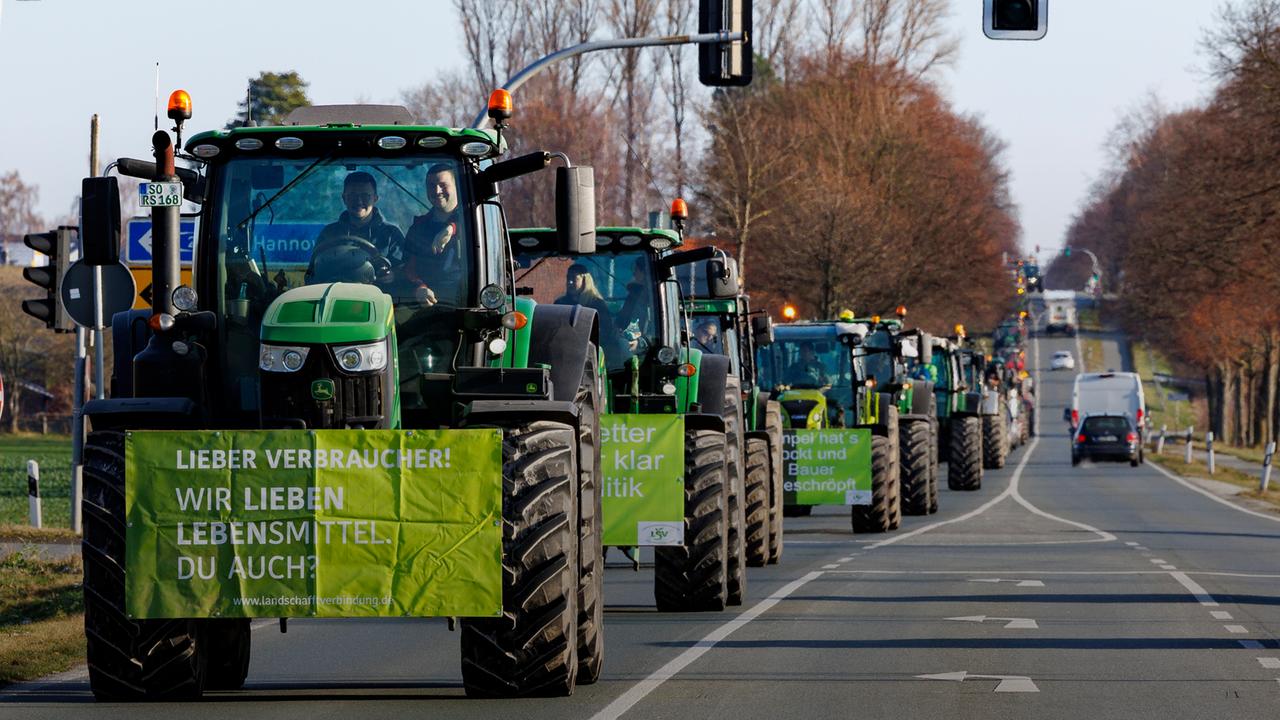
[260,345,310,373]
[331,341,387,373]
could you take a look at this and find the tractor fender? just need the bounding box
[527,303,600,403]
[83,397,198,431]
[909,380,935,416]
[696,353,732,416]
[110,309,153,399]
[683,411,726,434]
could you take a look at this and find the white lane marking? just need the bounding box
[1258,658,1280,669]
[946,615,1039,629]
[1150,559,1167,564]
[1211,611,1233,620]
[1225,625,1249,634]
[1159,565,1177,570]
[822,564,840,569]
[1240,640,1264,649]
[590,571,824,720]
[917,671,1039,693]
[1125,541,1139,546]
[1147,460,1280,523]
[1169,571,1220,607]
[838,557,854,563]
[832,570,1168,575]
[969,578,1045,587]
[1007,484,1117,543]
[1186,571,1280,579]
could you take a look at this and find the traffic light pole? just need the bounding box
[469,30,745,129]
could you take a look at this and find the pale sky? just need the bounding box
[0,0,1224,262]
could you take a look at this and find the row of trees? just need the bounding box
[405,0,1020,333]
[1048,0,1280,447]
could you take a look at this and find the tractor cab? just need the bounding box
[758,322,869,428]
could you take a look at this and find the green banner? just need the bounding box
[600,414,685,546]
[782,429,873,505]
[125,429,503,619]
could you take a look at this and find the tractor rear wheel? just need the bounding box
[655,428,729,612]
[899,419,932,516]
[574,348,604,685]
[723,380,748,606]
[928,419,940,514]
[851,435,894,533]
[765,401,785,564]
[744,437,771,567]
[83,430,207,701]
[461,421,579,697]
[983,415,1007,469]
[948,416,983,491]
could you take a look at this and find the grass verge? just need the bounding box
[1147,453,1280,511]
[0,435,73,528]
[0,551,84,686]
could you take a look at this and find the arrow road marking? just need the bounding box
[946,615,1039,629]
[969,578,1045,587]
[917,671,1039,693]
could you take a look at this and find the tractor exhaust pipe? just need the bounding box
[150,130,180,316]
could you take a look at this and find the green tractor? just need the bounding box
[929,329,986,491]
[76,100,608,699]
[757,320,901,533]
[851,313,939,517]
[676,255,786,566]
[511,226,749,610]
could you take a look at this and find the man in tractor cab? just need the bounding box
[315,171,405,260]
[787,342,830,387]
[694,319,722,354]
[398,163,465,306]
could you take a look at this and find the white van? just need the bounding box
[1069,372,1146,433]
[1045,302,1077,336]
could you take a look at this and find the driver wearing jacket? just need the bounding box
[306,171,405,285]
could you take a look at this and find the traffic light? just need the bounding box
[699,0,752,87]
[984,0,1047,41]
[22,228,74,332]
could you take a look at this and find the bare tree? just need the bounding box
[755,0,803,77]
[662,0,693,197]
[606,0,660,224]
[0,170,42,244]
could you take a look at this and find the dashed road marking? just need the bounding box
[1211,611,1233,620]
[1169,571,1219,607]
[822,564,840,569]
[1150,558,1167,564]
[1258,658,1280,670]
[1159,564,1177,570]
[1125,541,1139,546]
[1225,625,1249,634]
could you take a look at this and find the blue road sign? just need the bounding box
[126,217,198,265]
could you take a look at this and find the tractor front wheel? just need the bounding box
[948,416,983,491]
[765,401,785,564]
[899,419,932,516]
[655,428,729,612]
[851,435,895,533]
[744,437,772,567]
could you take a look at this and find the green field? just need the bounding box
[0,435,73,529]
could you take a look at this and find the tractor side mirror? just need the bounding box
[706,257,738,298]
[918,332,933,365]
[898,337,920,359]
[750,315,774,347]
[556,166,596,254]
[80,176,121,266]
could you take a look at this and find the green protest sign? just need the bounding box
[124,429,502,619]
[600,414,685,546]
[782,429,873,505]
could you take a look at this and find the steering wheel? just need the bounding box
[306,235,392,284]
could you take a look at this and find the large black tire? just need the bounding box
[723,379,747,606]
[202,620,251,691]
[851,435,894,533]
[765,402,785,564]
[655,428,729,612]
[899,419,932,516]
[461,421,579,697]
[983,414,1007,469]
[927,419,940,514]
[573,348,604,685]
[744,437,771,567]
[948,416,983,491]
[82,430,207,701]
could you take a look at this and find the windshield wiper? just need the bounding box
[235,153,334,230]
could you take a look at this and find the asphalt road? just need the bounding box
[6,330,1280,719]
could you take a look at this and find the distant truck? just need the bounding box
[1069,371,1146,439]
[1044,301,1077,336]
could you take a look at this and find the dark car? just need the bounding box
[1072,414,1140,467]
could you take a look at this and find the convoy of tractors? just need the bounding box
[16,18,1038,702]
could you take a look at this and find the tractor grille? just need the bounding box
[260,346,385,429]
[781,399,818,427]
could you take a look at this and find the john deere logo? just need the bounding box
[525,383,538,394]
[311,379,335,401]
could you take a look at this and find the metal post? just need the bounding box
[1184,426,1194,465]
[1156,425,1166,455]
[1206,431,1215,474]
[27,460,42,528]
[1262,441,1276,492]
[71,328,86,534]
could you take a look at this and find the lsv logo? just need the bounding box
[647,526,670,541]
[638,522,682,545]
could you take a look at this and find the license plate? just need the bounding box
[1097,435,1117,442]
[138,182,183,207]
